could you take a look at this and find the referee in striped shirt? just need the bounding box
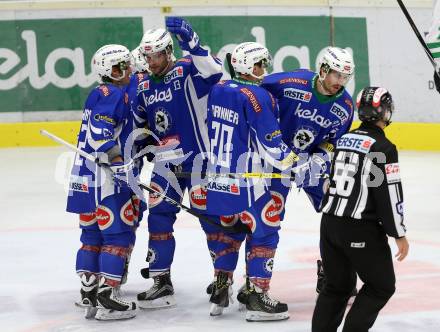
[312,87,409,332]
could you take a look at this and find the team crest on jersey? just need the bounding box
[220,214,239,227]
[330,103,350,124]
[270,191,285,215]
[137,80,150,94]
[146,247,157,265]
[148,182,164,208]
[261,199,281,227]
[154,107,172,135]
[69,175,89,193]
[79,212,96,227]
[96,205,114,230]
[164,66,184,84]
[385,163,401,184]
[283,87,312,102]
[120,199,135,226]
[239,211,256,233]
[292,127,316,150]
[264,258,274,273]
[189,185,207,210]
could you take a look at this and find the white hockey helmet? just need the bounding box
[139,28,173,55]
[231,42,272,80]
[92,44,131,83]
[131,47,150,73]
[318,47,355,83]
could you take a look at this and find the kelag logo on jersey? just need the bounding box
[330,103,350,124]
[283,88,312,102]
[294,104,332,128]
[142,88,173,106]
[164,66,184,84]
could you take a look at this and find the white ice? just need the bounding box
[1,147,439,332]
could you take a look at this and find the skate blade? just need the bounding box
[210,303,226,316]
[138,295,176,310]
[94,308,136,320]
[245,310,290,322]
[75,300,92,308]
[84,306,98,319]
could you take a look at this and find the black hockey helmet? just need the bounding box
[356,87,394,126]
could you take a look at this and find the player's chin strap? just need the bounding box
[40,130,250,235]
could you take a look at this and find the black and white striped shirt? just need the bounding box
[321,123,406,238]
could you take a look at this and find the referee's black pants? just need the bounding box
[312,214,396,332]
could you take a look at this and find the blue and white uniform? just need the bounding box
[206,78,295,287]
[262,69,354,212]
[134,49,222,275]
[67,83,141,286]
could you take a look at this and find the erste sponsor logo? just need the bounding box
[283,87,312,102]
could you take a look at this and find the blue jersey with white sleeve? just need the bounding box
[206,79,296,216]
[134,53,222,164]
[66,83,133,214]
[261,70,354,156]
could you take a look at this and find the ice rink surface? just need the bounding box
[1,147,439,332]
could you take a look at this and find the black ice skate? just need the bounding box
[95,278,136,321]
[209,271,233,316]
[245,285,289,322]
[137,271,176,309]
[236,277,251,312]
[206,280,214,295]
[75,274,98,319]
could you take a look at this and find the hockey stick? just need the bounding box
[226,52,236,78]
[396,0,438,69]
[171,171,295,181]
[40,130,250,234]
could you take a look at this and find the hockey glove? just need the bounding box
[110,160,134,188]
[293,153,330,189]
[434,69,440,94]
[165,16,200,52]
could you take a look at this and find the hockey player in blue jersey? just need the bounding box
[262,46,355,212]
[206,42,298,321]
[67,44,141,320]
[260,47,356,300]
[134,17,223,309]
